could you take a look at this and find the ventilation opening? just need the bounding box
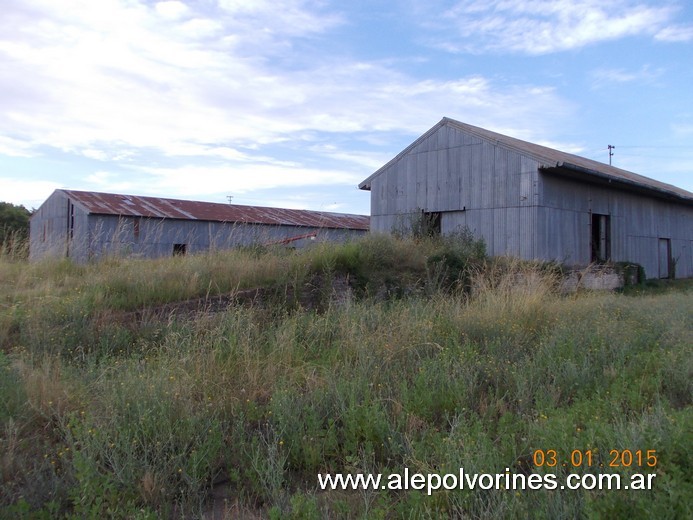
[173,243,187,256]
[590,213,610,263]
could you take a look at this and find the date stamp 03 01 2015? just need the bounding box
[531,449,658,469]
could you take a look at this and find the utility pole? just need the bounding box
[608,145,615,166]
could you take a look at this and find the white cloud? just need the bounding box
[655,25,693,42]
[81,149,110,161]
[0,177,62,207]
[0,136,36,157]
[0,0,348,159]
[132,163,363,199]
[84,171,139,193]
[419,0,680,54]
[0,0,583,209]
[307,144,391,171]
[237,194,351,211]
[671,122,693,136]
[155,1,189,20]
[590,65,663,88]
[217,0,343,36]
[0,1,574,159]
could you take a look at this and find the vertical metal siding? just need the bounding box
[367,121,691,278]
[369,123,540,261]
[538,174,693,278]
[31,191,368,262]
[29,190,69,260]
[81,215,367,261]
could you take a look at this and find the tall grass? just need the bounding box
[0,234,691,518]
[0,230,28,262]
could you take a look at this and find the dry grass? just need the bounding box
[0,235,691,518]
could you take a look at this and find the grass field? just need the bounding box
[0,234,691,519]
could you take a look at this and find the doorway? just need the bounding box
[590,213,610,263]
[422,211,441,236]
[658,238,671,279]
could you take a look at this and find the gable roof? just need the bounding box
[55,190,369,230]
[359,117,693,203]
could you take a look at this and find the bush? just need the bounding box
[614,261,646,286]
[426,228,487,293]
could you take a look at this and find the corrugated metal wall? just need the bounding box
[369,123,541,260]
[538,174,693,278]
[30,191,367,262]
[83,215,365,261]
[29,190,71,260]
[369,122,693,278]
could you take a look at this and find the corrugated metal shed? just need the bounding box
[359,117,693,204]
[359,116,693,279]
[61,190,369,230]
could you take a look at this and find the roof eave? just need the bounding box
[543,162,693,205]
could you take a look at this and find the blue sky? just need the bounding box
[1,0,692,214]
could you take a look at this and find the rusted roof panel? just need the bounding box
[61,190,369,230]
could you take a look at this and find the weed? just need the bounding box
[0,235,690,518]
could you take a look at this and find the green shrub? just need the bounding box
[614,261,646,286]
[426,228,487,293]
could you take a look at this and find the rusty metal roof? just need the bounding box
[360,117,693,203]
[60,190,369,230]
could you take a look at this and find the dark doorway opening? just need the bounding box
[66,201,75,258]
[658,238,671,279]
[173,243,187,256]
[422,211,442,236]
[590,213,610,263]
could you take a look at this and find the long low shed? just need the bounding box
[30,190,369,262]
[360,117,693,279]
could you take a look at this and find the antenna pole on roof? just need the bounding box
[608,145,615,166]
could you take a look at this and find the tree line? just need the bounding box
[0,202,32,247]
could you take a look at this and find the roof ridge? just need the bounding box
[60,189,368,217]
[55,190,369,229]
[359,117,692,202]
